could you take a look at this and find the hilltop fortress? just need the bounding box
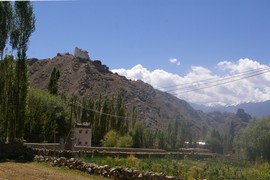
[73,47,109,73]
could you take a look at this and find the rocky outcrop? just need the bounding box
[93,60,109,73]
[236,109,252,122]
[28,50,251,135]
[34,155,182,180]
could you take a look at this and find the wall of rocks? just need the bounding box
[32,148,214,160]
[34,155,183,180]
[74,47,90,60]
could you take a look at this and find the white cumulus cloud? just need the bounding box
[112,58,270,106]
[169,58,181,66]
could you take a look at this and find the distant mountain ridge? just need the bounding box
[191,100,270,118]
[28,49,253,138]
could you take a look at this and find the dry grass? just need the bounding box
[0,162,106,180]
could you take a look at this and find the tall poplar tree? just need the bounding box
[0,2,13,141]
[10,1,35,139]
[48,67,60,95]
[0,2,12,59]
[0,56,15,141]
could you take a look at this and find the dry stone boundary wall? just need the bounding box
[34,155,183,180]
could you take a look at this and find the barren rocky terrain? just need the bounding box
[28,53,252,136]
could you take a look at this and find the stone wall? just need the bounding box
[34,155,183,180]
[93,60,109,73]
[74,47,90,60]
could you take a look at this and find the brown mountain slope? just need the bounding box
[28,52,251,137]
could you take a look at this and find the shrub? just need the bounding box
[0,141,34,162]
[101,130,133,148]
[117,135,133,148]
[100,130,118,147]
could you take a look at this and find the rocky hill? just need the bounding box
[28,48,252,137]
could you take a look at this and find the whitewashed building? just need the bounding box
[72,122,91,147]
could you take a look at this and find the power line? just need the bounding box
[163,66,270,92]
[70,102,137,121]
[70,102,181,125]
[169,68,270,95]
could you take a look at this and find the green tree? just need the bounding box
[9,1,35,140]
[131,121,144,148]
[143,129,156,148]
[100,130,119,147]
[236,116,270,161]
[0,55,16,141]
[25,89,68,142]
[117,135,133,148]
[157,130,166,149]
[48,67,60,95]
[166,116,181,149]
[10,1,35,56]
[0,2,12,59]
[0,2,14,141]
[206,129,223,154]
[101,130,133,148]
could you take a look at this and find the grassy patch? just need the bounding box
[31,162,107,180]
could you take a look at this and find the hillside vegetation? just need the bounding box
[0,50,256,154]
[27,54,251,147]
[1,1,268,162]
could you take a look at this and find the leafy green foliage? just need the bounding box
[68,94,130,146]
[236,116,270,161]
[0,1,35,141]
[81,156,270,179]
[130,121,144,148]
[100,130,133,148]
[25,89,69,142]
[100,130,118,147]
[48,67,60,95]
[206,129,223,154]
[10,1,35,54]
[0,56,16,141]
[0,2,12,58]
[117,135,133,148]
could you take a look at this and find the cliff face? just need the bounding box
[28,52,251,137]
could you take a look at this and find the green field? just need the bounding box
[80,155,270,179]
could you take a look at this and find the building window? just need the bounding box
[85,141,88,145]
[85,130,88,134]
[78,141,81,145]
[79,130,82,134]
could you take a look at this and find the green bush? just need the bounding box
[236,116,270,161]
[101,130,133,148]
[100,130,118,147]
[0,141,34,162]
[117,135,133,148]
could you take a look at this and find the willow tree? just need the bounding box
[10,1,35,139]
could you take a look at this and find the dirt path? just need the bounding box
[0,162,105,180]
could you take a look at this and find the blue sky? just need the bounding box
[29,0,270,74]
[27,0,270,105]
